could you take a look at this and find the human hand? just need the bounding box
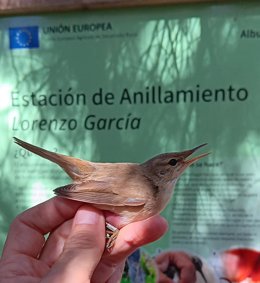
[155,251,197,283]
[0,197,168,283]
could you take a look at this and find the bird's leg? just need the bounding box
[105,222,119,251]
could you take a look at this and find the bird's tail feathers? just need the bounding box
[13,137,94,180]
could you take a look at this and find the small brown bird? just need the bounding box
[14,137,209,249]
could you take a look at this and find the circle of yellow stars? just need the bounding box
[15,29,32,47]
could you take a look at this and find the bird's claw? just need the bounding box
[105,222,119,251]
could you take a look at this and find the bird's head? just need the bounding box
[142,143,209,184]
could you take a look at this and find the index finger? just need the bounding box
[2,197,82,259]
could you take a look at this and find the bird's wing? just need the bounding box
[54,182,146,206]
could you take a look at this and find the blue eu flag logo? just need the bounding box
[9,26,39,49]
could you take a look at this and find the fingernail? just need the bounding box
[75,208,99,225]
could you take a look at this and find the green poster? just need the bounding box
[1,3,260,282]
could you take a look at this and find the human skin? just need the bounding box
[156,251,197,283]
[0,197,168,283]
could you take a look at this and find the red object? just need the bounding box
[222,248,260,282]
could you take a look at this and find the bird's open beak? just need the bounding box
[182,143,210,166]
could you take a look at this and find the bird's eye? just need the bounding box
[168,159,178,166]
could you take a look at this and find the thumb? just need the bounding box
[42,205,105,283]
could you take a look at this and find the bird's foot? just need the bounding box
[105,222,119,251]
